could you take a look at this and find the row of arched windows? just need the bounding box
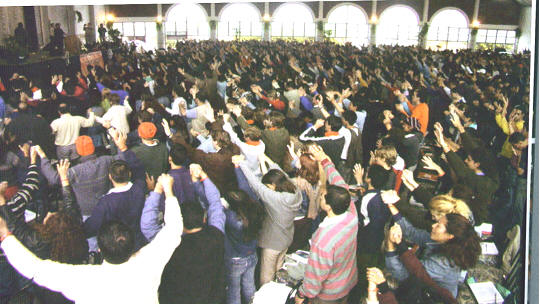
[114,2,516,50]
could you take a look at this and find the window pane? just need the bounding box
[134,22,145,36]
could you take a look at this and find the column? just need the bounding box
[419,0,429,48]
[263,2,270,41]
[209,3,217,40]
[156,4,165,48]
[87,5,96,45]
[66,6,77,36]
[369,0,377,45]
[517,5,531,52]
[468,0,480,49]
[315,1,324,42]
[37,6,50,46]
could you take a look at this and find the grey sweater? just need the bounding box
[239,162,302,251]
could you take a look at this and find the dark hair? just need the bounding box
[109,93,121,105]
[508,132,526,144]
[180,200,205,230]
[244,126,262,141]
[438,213,481,269]
[224,190,265,242]
[327,115,342,132]
[261,169,296,194]
[324,185,350,215]
[368,165,389,190]
[342,110,357,126]
[97,221,135,264]
[138,110,153,123]
[268,111,285,128]
[298,153,319,185]
[169,142,187,166]
[108,160,131,183]
[35,212,88,264]
[58,103,69,114]
[211,130,235,151]
[468,147,495,177]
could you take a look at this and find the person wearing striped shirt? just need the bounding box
[295,145,358,304]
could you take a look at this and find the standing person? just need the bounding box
[53,23,65,55]
[14,23,27,50]
[295,145,359,304]
[83,23,95,46]
[131,122,169,180]
[50,103,95,161]
[235,154,302,286]
[98,24,107,43]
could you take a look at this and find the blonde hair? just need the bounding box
[429,194,472,221]
[374,145,397,167]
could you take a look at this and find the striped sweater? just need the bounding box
[299,158,358,301]
[6,164,40,220]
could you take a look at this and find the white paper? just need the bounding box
[469,282,504,304]
[24,210,36,223]
[481,242,499,255]
[253,282,292,304]
[475,223,493,237]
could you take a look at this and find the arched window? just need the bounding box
[272,2,315,39]
[377,5,419,46]
[218,3,262,40]
[165,3,210,41]
[326,4,369,46]
[427,8,470,50]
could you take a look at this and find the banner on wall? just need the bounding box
[80,51,104,76]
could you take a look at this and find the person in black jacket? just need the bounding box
[0,154,87,303]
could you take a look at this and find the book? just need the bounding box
[468,281,504,304]
[481,242,499,255]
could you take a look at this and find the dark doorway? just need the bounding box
[23,6,39,52]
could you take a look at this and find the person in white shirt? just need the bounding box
[166,85,187,116]
[0,174,183,304]
[95,93,132,134]
[50,103,95,160]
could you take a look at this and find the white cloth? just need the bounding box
[166,97,186,116]
[1,196,183,304]
[96,103,133,134]
[50,113,95,146]
[223,122,266,176]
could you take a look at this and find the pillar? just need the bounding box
[157,4,165,48]
[209,3,217,40]
[468,0,480,49]
[369,0,377,45]
[66,6,77,36]
[263,2,270,41]
[517,5,531,52]
[419,0,429,48]
[87,5,96,45]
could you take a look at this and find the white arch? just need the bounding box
[218,3,262,40]
[165,3,210,40]
[429,7,470,26]
[218,2,261,20]
[377,5,420,46]
[326,2,368,23]
[427,7,470,50]
[272,2,316,37]
[272,2,315,21]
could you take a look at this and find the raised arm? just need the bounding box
[191,164,225,233]
[140,189,164,242]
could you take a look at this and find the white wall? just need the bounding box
[0,6,25,43]
[518,6,531,52]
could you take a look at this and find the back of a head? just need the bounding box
[298,153,320,185]
[58,103,70,114]
[98,221,135,264]
[429,194,472,222]
[368,165,389,190]
[224,190,265,241]
[244,126,262,141]
[40,212,89,264]
[375,145,397,167]
[108,160,131,184]
[180,200,205,230]
[324,185,350,215]
[342,110,357,126]
[268,111,285,128]
[261,169,296,194]
[170,142,187,166]
[327,115,343,132]
[109,93,121,105]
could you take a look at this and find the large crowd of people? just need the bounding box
[0,39,531,303]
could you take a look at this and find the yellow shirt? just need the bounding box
[495,113,523,159]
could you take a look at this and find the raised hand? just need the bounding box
[308,145,329,163]
[381,190,400,205]
[231,154,245,167]
[56,159,71,186]
[158,174,174,197]
[162,118,172,138]
[366,267,386,285]
[189,164,205,181]
[145,173,156,191]
[353,163,364,185]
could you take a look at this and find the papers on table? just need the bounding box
[468,281,504,304]
[253,281,292,304]
[475,223,493,238]
[481,242,499,256]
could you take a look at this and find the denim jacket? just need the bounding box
[385,213,461,297]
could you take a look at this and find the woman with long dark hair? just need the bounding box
[222,189,265,304]
[0,156,88,303]
[233,153,301,286]
[384,197,481,298]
